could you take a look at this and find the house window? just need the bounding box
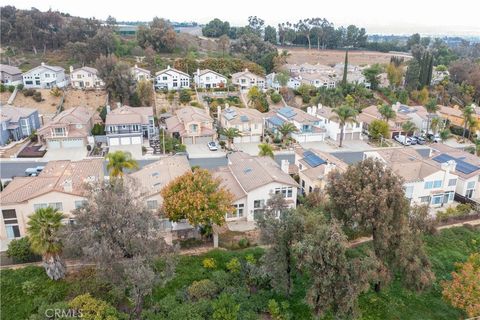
[404,186,414,199]
[190,124,198,133]
[45,74,50,78]
[33,203,48,211]
[74,200,87,209]
[2,209,21,239]
[162,76,167,81]
[49,202,63,211]
[147,200,158,210]
[253,200,265,220]
[433,180,442,188]
[274,187,293,198]
[54,127,65,136]
[420,196,430,203]
[466,181,476,198]
[227,203,244,219]
[431,195,443,205]
[448,179,457,187]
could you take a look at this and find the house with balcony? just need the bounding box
[193,68,227,89]
[308,104,363,141]
[359,105,410,139]
[105,105,155,151]
[364,148,458,207]
[299,73,336,89]
[0,64,22,85]
[220,106,264,143]
[37,106,94,149]
[0,106,41,146]
[155,66,190,90]
[0,159,104,251]
[231,69,266,90]
[131,64,151,82]
[165,106,215,144]
[22,62,67,89]
[266,106,326,142]
[392,102,443,134]
[266,72,301,90]
[213,152,299,222]
[69,66,104,89]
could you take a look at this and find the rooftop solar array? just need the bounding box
[223,109,237,120]
[278,107,296,119]
[267,116,286,127]
[240,115,249,122]
[432,153,480,175]
[303,150,326,168]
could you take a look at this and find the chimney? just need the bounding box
[441,160,457,173]
[307,106,312,115]
[281,159,290,174]
[245,68,249,72]
[63,179,73,193]
[69,65,74,73]
[116,102,121,109]
[311,105,317,115]
[106,105,111,113]
[41,62,45,66]
[317,103,323,110]
[324,162,336,176]
[167,65,171,70]
[196,68,200,76]
[134,64,138,69]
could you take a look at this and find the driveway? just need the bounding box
[43,147,87,161]
[186,143,226,159]
[232,143,262,156]
[108,144,143,159]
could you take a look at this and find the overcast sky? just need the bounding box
[2,0,479,36]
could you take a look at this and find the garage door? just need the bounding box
[109,138,119,146]
[48,140,61,149]
[131,136,142,144]
[62,138,84,148]
[183,137,193,145]
[352,132,360,140]
[120,137,131,145]
[344,133,353,141]
[195,136,213,144]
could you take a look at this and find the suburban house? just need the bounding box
[155,66,190,90]
[193,68,227,89]
[213,152,299,222]
[392,102,441,134]
[105,105,156,149]
[37,106,94,149]
[299,74,336,89]
[359,105,410,138]
[309,104,363,141]
[231,69,266,90]
[364,148,458,207]
[22,62,68,89]
[0,106,41,146]
[219,106,264,143]
[266,72,301,90]
[295,148,348,194]
[131,64,151,82]
[0,64,22,85]
[428,144,480,202]
[333,63,371,88]
[266,106,326,142]
[69,66,104,89]
[0,159,104,251]
[438,104,480,136]
[165,106,215,144]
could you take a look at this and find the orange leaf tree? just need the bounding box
[442,253,480,317]
[160,169,234,227]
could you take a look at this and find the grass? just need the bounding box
[1,226,478,320]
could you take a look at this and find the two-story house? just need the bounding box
[299,74,336,89]
[393,103,442,134]
[364,148,458,207]
[105,105,155,150]
[0,158,104,251]
[359,105,410,139]
[155,66,190,90]
[37,106,94,149]
[69,66,104,89]
[165,106,215,144]
[266,106,326,142]
[22,62,67,89]
[231,69,266,90]
[309,104,363,141]
[131,64,151,82]
[0,106,41,146]
[266,72,301,90]
[438,104,480,136]
[295,148,348,194]
[213,152,299,222]
[0,64,22,85]
[193,69,227,89]
[220,106,264,143]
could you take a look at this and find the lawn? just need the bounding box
[1,226,478,320]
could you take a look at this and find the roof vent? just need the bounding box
[243,168,252,174]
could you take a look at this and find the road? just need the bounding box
[0,154,296,180]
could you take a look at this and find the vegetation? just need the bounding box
[220,127,240,149]
[258,143,274,158]
[105,150,139,178]
[368,119,390,140]
[6,237,38,263]
[330,105,358,147]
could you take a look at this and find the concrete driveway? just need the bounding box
[232,143,262,156]
[43,147,87,161]
[108,144,143,159]
[186,143,226,159]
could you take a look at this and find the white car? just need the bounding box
[395,134,412,146]
[207,141,218,151]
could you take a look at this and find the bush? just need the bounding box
[91,123,105,135]
[238,238,250,248]
[187,279,218,301]
[190,101,200,107]
[0,84,5,92]
[49,86,61,97]
[226,258,241,273]
[8,85,15,93]
[270,92,282,104]
[32,91,42,102]
[23,88,36,96]
[202,258,216,269]
[213,293,240,320]
[69,293,122,320]
[16,83,24,90]
[6,237,38,263]
[179,89,192,104]
[436,204,472,222]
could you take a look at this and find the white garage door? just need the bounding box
[109,138,119,146]
[195,136,213,144]
[131,136,142,144]
[183,137,193,145]
[47,140,61,149]
[62,138,84,148]
[120,137,131,145]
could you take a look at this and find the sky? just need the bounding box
[2,0,480,36]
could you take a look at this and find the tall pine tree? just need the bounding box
[342,50,349,86]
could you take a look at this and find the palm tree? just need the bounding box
[27,207,66,280]
[467,117,477,140]
[221,127,241,149]
[430,117,440,134]
[105,150,139,178]
[401,120,417,137]
[277,122,298,145]
[462,105,475,140]
[425,99,440,134]
[258,143,274,158]
[377,104,396,123]
[330,105,358,147]
[439,129,451,143]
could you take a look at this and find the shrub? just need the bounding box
[179,89,192,104]
[202,257,216,269]
[16,83,24,90]
[0,84,5,92]
[270,92,282,104]
[187,279,218,301]
[190,101,200,107]
[8,85,15,93]
[238,238,250,248]
[23,88,36,96]
[226,258,241,273]
[91,123,105,135]
[69,293,121,320]
[6,237,38,263]
[22,280,40,296]
[50,86,61,97]
[32,91,42,102]
[213,293,240,320]
[268,299,291,320]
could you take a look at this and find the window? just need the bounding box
[433,180,442,188]
[49,202,63,211]
[227,203,244,219]
[54,127,65,136]
[467,181,476,189]
[74,200,87,209]
[274,187,293,198]
[448,178,457,187]
[253,200,265,220]
[254,200,264,209]
[45,73,50,78]
[404,186,414,199]
[162,76,167,80]
[431,195,443,205]
[420,196,430,203]
[3,209,21,239]
[33,203,48,211]
[147,200,158,210]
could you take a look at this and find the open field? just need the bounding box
[284,47,412,66]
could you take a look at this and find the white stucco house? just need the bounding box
[22,62,68,89]
[266,72,301,90]
[69,66,104,89]
[131,64,151,82]
[193,69,227,89]
[231,69,266,90]
[219,106,264,143]
[155,66,190,90]
[309,104,363,141]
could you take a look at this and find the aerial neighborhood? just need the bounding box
[0,4,479,320]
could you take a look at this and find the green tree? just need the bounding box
[330,105,358,147]
[264,25,277,44]
[368,119,390,140]
[27,207,66,280]
[362,64,382,89]
[401,120,417,137]
[425,98,439,134]
[221,127,241,149]
[439,129,451,142]
[105,150,139,178]
[202,18,230,37]
[6,236,37,263]
[277,122,298,145]
[342,50,348,86]
[136,80,153,106]
[212,293,240,320]
[275,71,290,87]
[462,105,475,139]
[258,143,274,158]
[69,293,121,320]
[377,104,396,122]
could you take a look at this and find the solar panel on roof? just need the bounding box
[303,151,326,168]
[278,107,296,119]
[240,115,249,122]
[267,116,285,127]
[432,153,480,175]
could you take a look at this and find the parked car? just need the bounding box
[35,166,45,173]
[426,133,441,143]
[25,168,38,176]
[207,141,218,151]
[394,134,412,146]
[409,136,418,145]
[413,135,426,145]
